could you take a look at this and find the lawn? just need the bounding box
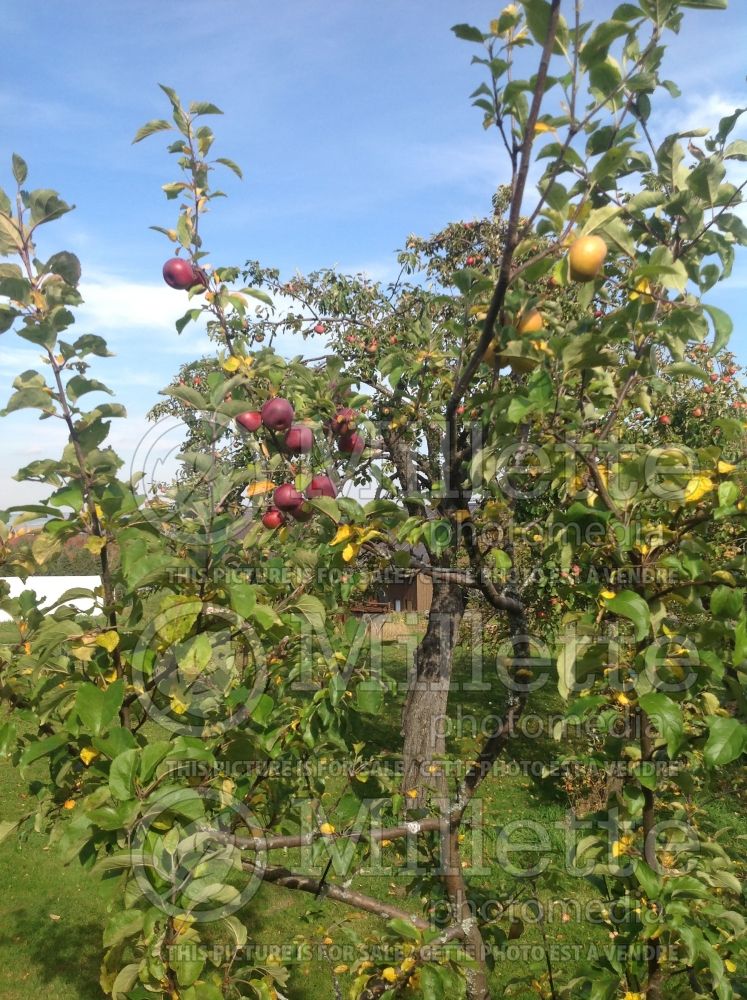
[1,641,745,999]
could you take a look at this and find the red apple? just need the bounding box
[314,322,326,334]
[466,256,477,267]
[163,257,200,290]
[273,484,304,511]
[236,410,262,432]
[659,414,671,426]
[338,431,365,455]
[330,407,357,435]
[710,373,719,383]
[290,501,315,523]
[284,424,314,454]
[306,474,337,499]
[703,385,714,394]
[261,397,295,432]
[262,508,285,530]
[692,407,703,418]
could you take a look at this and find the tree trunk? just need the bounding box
[401,579,464,805]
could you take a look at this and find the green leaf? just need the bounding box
[2,387,55,415]
[103,908,144,948]
[288,595,326,626]
[680,0,727,9]
[11,153,28,185]
[27,188,72,227]
[451,23,485,43]
[704,717,747,766]
[639,693,683,757]
[19,732,68,769]
[420,965,445,1000]
[604,590,651,640]
[228,582,257,619]
[189,101,223,116]
[66,376,113,401]
[724,139,747,161]
[356,683,384,715]
[634,859,662,898]
[687,157,726,204]
[387,917,421,941]
[76,679,124,736]
[161,384,206,409]
[109,749,140,801]
[215,157,243,179]
[0,721,17,757]
[73,333,113,357]
[711,586,744,620]
[46,251,81,286]
[703,304,733,354]
[132,118,173,143]
[111,963,140,1000]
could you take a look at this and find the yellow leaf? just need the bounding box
[222,355,241,372]
[245,480,275,497]
[400,957,416,973]
[725,959,737,973]
[170,696,188,715]
[95,631,120,652]
[629,278,653,302]
[319,822,335,836]
[600,589,616,600]
[684,475,714,504]
[382,968,398,983]
[717,460,736,474]
[84,535,107,555]
[80,747,99,766]
[63,799,76,810]
[405,788,418,799]
[533,121,556,134]
[331,524,355,546]
[342,543,359,563]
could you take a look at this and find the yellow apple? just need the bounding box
[568,235,608,282]
[517,307,543,334]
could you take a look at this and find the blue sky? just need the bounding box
[1,1,746,504]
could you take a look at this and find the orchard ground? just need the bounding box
[1,638,745,1000]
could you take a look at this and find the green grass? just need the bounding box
[1,642,746,999]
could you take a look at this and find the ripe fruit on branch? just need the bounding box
[262,508,285,530]
[330,407,357,435]
[273,483,304,511]
[658,414,671,426]
[692,407,703,418]
[261,397,295,432]
[703,385,714,394]
[517,308,543,335]
[290,502,315,523]
[710,373,719,383]
[284,424,314,454]
[568,235,607,282]
[338,431,365,455]
[236,411,262,432]
[466,256,477,266]
[314,322,326,334]
[306,474,337,499]
[163,257,203,290]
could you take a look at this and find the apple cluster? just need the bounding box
[235,398,366,530]
[162,257,208,292]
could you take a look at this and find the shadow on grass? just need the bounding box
[0,903,105,1000]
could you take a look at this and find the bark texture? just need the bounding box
[401,579,464,804]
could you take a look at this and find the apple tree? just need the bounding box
[1,3,747,1000]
